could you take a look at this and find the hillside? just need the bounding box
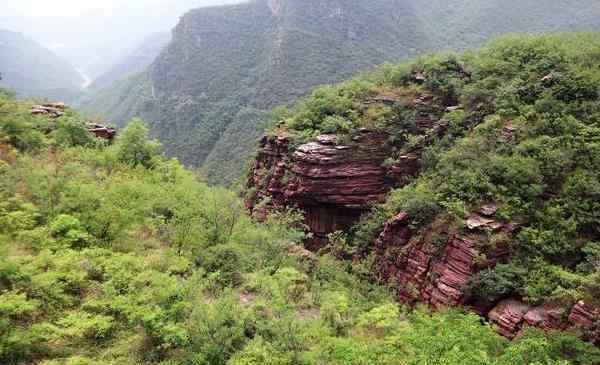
[0,30,83,101]
[85,32,171,93]
[79,0,600,185]
[246,33,600,347]
[4,87,600,364]
[3,83,600,365]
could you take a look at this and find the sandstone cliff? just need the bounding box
[245,34,600,343]
[246,89,447,248]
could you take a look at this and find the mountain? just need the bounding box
[0,30,83,100]
[80,0,429,184]
[0,1,243,81]
[74,32,172,119]
[86,32,171,92]
[246,32,600,344]
[80,0,600,185]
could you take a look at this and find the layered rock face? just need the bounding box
[374,210,600,341]
[247,131,397,249]
[246,88,448,249]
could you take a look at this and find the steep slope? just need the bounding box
[246,33,600,343]
[0,30,83,100]
[81,0,600,185]
[75,32,171,122]
[86,32,171,93]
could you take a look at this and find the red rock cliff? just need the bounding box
[246,92,448,249]
[374,210,600,342]
[246,130,399,249]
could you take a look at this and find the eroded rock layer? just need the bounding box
[246,131,397,248]
[374,210,600,341]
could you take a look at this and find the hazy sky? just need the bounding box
[3,0,242,17]
[1,0,243,80]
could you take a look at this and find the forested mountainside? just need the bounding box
[2,82,600,365]
[78,0,429,184]
[246,33,600,347]
[0,30,83,101]
[414,0,600,49]
[84,33,172,93]
[79,0,600,185]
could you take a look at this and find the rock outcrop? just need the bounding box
[247,130,396,249]
[488,299,532,338]
[30,102,67,118]
[86,123,117,141]
[29,102,117,141]
[246,90,449,249]
[374,209,600,341]
[374,208,512,309]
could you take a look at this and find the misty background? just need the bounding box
[0,0,242,85]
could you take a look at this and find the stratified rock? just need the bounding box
[247,131,399,248]
[523,304,566,331]
[87,123,117,141]
[489,299,531,339]
[569,301,597,327]
[30,104,65,118]
[568,301,600,344]
[246,91,449,248]
[423,235,478,309]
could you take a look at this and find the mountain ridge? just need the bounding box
[0,29,83,101]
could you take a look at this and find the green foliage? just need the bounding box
[0,93,46,152]
[401,309,506,365]
[53,115,97,148]
[343,33,600,308]
[3,33,600,365]
[114,118,161,168]
[468,264,527,303]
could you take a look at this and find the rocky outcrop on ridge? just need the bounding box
[246,90,449,248]
[29,102,117,141]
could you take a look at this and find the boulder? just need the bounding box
[489,299,531,339]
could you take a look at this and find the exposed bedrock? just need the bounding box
[246,111,447,248]
[246,130,412,249]
[374,210,599,341]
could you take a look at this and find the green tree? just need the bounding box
[114,118,161,168]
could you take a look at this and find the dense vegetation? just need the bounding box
[0,30,83,101]
[83,32,171,94]
[273,33,600,325]
[2,83,599,364]
[78,0,600,186]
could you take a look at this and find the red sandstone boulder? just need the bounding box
[489,299,531,339]
[523,304,566,331]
